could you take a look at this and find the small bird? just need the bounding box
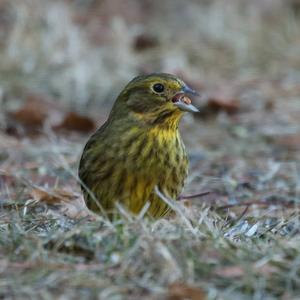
[79,73,199,218]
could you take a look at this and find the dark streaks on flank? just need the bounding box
[171,187,177,197]
[142,139,153,159]
[175,153,180,163]
[130,175,138,196]
[180,164,187,177]
[89,158,107,173]
[114,170,127,196]
[148,146,155,161]
[96,166,115,183]
[123,131,144,153]
[161,136,169,150]
[171,168,180,187]
[164,152,172,169]
[133,135,149,160]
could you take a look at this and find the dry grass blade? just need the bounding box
[155,186,199,235]
[177,191,210,200]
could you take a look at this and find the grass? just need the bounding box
[1,191,300,299]
[1,0,300,299]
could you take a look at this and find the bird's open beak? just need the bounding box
[172,85,199,112]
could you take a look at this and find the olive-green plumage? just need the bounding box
[79,73,198,218]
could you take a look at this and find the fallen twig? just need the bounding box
[177,191,210,200]
[217,200,299,210]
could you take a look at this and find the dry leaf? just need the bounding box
[256,264,277,276]
[10,103,46,127]
[167,282,206,300]
[275,134,300,150]
[53,112,95,133]
[206,97,240,114]
[6,93,62,137]
[31,188,74,204]
[198,82,241,116]
[6,93,95,136]
[215,263,277,280]
[133,34,159,51]
[264,98,275,111]
[7,98,47,135]
[0,173,16,186]
[30,187,94,219]
[0,174,17,198]
[215,266,245,278]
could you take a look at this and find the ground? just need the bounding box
[0,1,300,299]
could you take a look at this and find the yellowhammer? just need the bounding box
[79,73,199,218]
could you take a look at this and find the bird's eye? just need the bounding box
[153,83,165,93]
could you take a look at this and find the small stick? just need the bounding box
[223,205,250,228]
[177,191,210,200]
[217,200,299,210]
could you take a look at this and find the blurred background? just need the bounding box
[0,0,300,113]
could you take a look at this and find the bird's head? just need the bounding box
[111,73,199,126]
